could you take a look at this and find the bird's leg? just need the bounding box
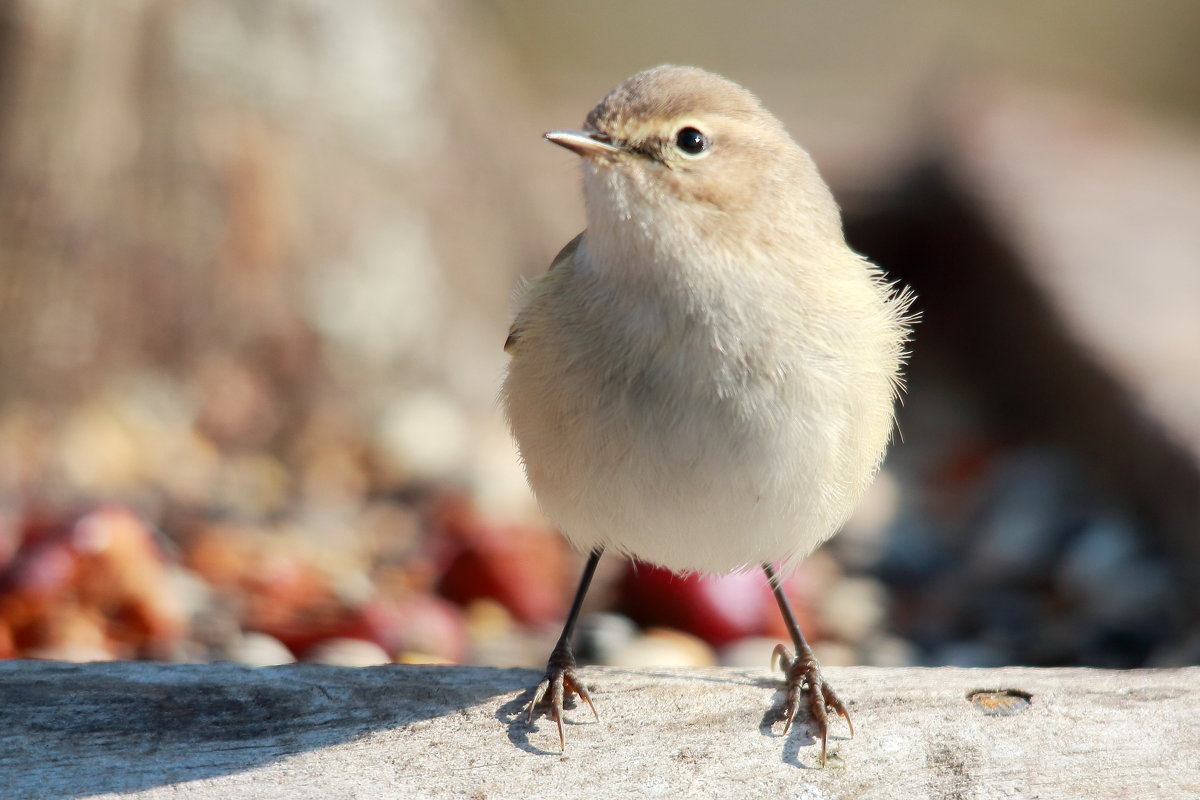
[762,562,853,767]
[526,548,603,750]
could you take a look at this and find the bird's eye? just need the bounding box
[674,127,708,156]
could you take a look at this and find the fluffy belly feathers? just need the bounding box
[504,322,880,573]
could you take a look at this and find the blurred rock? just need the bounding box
[431,492,567,627]
[464,598,515,642]
[377,594,468,664]
[304,637,391,667]
[226,631,296,667]
[53,401,149,496]
[617,564,775,648]
[376,390,470,483]
[464,599,553,667]
[817,576,889,645]
[810,640,857,668]
[394,652,455,665]
[859,634,920,668]
[718,636,784,669]
[575,612,639,666]
[1057,516,1171,627]
[22,641,117,663]
[610,627,716,669]
[0,505,185,659]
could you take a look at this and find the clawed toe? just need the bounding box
[772,643,853,767]
[525,645,598,751]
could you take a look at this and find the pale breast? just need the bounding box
[503,258,889,572]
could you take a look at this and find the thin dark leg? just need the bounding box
[763,562,808,654]
[555,548,603,653]
[527,548,603,750]
[762,562,853,767]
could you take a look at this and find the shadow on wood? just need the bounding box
[2,662,1198,799]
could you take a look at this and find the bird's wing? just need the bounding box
[504,232,585,352]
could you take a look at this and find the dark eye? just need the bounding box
[674,127,708,155]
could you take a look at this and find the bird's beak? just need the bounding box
[544,130,623,158]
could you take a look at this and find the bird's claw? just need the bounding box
[525,643,598,751]
[772,643,853,767]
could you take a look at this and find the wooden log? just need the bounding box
[1,661,1197,799]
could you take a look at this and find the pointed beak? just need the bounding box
[544,129,623,158]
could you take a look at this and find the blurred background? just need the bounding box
[1,0,1197,672]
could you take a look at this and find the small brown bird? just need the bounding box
[502,65,912,765]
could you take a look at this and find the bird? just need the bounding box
[501,64,913,765]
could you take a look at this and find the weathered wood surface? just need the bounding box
[1,661,1197,799]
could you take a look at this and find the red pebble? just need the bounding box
[430,492,567,626]
[617,563,774,647]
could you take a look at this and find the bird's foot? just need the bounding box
[771,643,854,767]
[526,641,598,751]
